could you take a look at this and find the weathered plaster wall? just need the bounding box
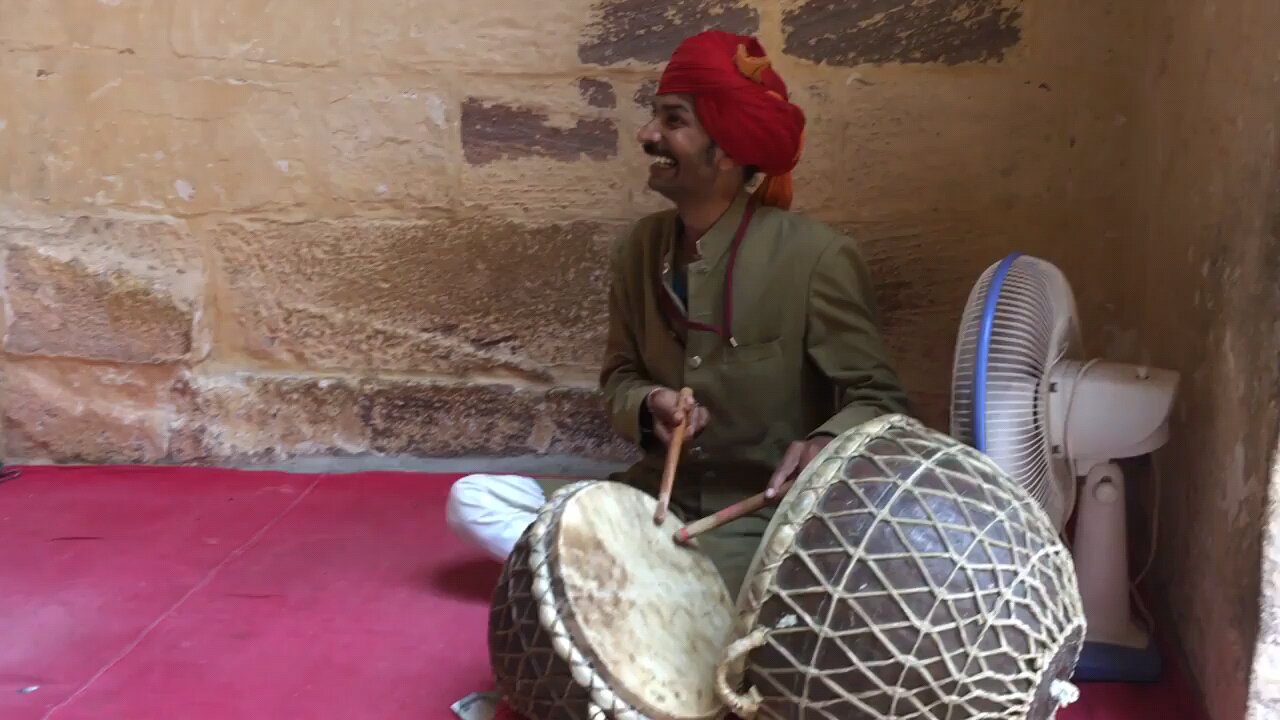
[1121,2,1280,719]
[0,1,1140,468]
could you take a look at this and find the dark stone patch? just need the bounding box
[782,0,1024,67]
[167,372,367,465]
[359,381,635,460]
[633,79,658,109]
[578,77,617,108]
[461,98,618,165]
[166,372,638,464]
[578,0,760,65]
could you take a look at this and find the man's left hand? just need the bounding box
[766,435,834,500]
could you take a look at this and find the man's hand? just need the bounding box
[646,388,709,445]
[766,435,834,499]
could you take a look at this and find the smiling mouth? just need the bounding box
[651,156,676,169]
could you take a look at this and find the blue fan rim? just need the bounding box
[973,251,1024,453]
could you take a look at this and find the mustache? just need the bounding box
[643,142,676,160]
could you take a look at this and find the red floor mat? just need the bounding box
[0,465,1202,719]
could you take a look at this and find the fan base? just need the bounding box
[1072,637,1163,684]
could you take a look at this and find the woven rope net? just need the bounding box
[727,414,1086,720]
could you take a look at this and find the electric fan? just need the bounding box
[950,252,1178,684]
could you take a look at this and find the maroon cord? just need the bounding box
[656,202,757,346]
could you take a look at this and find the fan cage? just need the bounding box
[950,253,1077,513]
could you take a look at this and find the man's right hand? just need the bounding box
[646,388,709,445]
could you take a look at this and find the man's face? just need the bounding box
[636,93,730,200]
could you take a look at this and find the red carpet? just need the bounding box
[0,465,1203,719]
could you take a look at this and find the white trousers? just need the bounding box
[445,473,549,561]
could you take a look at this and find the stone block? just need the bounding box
[351,0,598,72]
[0,53,58,201]
[0,0,169,54]
[460,157,635,221]
[352,0,757,72]
[170,0,343,67]
[792,73,1082,224]
[26,53,311,214]
[2,215,204,363]
[359,379,631,459]
[2,359,176,463]
[842,220,999,317]
[168,371,367,464]
[781,0,1024,67]
[320,77,458,209]
[168,370,635,464]
[209,217,619,377]
[578,0,760,65]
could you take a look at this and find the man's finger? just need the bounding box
[690,406,709,435]
[655,423,672,445]
[766,443,803,499]
[800,445,820,472]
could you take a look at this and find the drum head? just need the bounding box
[550,481,735,719]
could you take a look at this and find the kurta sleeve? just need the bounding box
[805,235,913,438]
[598,231,659,446]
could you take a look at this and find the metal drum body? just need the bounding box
[720,414,1086,720]
[489,480,737,720]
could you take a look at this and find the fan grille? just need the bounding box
[950,254,1078,525]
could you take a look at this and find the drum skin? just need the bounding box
[489,480,737,720]
[722,414,1087,720]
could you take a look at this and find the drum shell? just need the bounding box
[489,516,597,720]
[489,480,734,720]
[725,415,1087,720]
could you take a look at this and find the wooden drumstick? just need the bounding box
[673,478,794,544]
[654,386,694,525]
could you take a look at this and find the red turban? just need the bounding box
[657,30,806,209]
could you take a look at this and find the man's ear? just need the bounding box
[714,148,738,172]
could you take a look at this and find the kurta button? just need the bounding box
[689,355,702,368]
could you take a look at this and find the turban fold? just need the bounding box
[657,30,806,209]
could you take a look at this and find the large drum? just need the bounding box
[719,414,1087,720]
[488,479,736,720]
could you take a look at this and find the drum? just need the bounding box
[488,479,737,720]
[717,414,1087,720]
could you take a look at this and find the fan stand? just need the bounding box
[1070,461,1162,683]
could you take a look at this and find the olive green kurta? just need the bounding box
[598,192,911,595]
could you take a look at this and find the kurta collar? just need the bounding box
[656,192,757,348]
[666,192,753,271]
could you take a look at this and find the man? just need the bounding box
[446,30,910,597]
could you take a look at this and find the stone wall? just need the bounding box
[1121,2,1280,719]
[0,1,1140,469]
